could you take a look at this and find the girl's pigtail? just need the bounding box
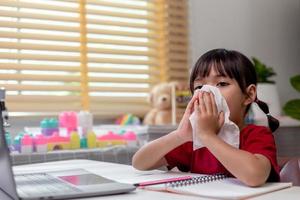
[255,99,280,132]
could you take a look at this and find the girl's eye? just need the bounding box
[194,85,202,91]
[216,82,229,87]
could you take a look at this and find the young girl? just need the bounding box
[132,49,280,187]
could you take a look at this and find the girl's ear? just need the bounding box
[244,84,256,106]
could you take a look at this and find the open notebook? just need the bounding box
[141,174,292,199]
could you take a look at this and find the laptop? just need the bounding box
[0,116,136,199]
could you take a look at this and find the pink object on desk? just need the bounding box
[21,134,33,154]
[21,134,33,145]
[59,111,77,134]
[34,134,47,145]
[98,131,123,140]
[34,134,47,153]
[135,175,193,187]
[122,131,137,141]
[47,132,69,143]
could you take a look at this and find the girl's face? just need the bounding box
[193,67,248,128]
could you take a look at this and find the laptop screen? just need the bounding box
[59,173,115,186]
[0,110,19,200]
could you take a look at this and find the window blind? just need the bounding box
[0,0,81,115]
[0,0,188,117]
[157,0,189,82]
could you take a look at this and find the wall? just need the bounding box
[188,0,300,108]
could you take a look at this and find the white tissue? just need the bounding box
[189,85,240,150]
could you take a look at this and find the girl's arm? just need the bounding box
[201,135,271,187]
[132,130,184,170]
[132,94,198,170]
[195,91,271,186]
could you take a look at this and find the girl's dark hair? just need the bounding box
[189,48,279,132]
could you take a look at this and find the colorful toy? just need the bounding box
[13,129,138,154]
[70,131,80,149]
[13,132,24,152]
[143,81,190,125]
[122,131,137,147]
[34,134,47,153]
[59,111,77,135]
[80,137,87,148]
[86,130,138,148]
[116,114,140,125]
[47,132,71,151]
[5,131,11,146]
[143,83,174,125]
[40,118,59,136]
[77,111,93,137]
[97,131,127,147]
[87,131,97,149]
[11,110,139,154]
[13,131,89,153]
[21,134,33,154]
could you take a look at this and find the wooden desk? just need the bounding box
[13,159,300,200]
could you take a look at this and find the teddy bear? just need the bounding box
[143,81,189,125]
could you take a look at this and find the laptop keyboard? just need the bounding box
[15,173,81,197]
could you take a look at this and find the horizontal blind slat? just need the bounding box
[87,47,157,57]
[0,21,79,33]
[88,67,159,75]
[89,86,149,93]
[0,31,79,42]
[86,8,155,20]
[90,104,150,118]
[90,96,148,104]
[0,41,79,52]
[87,18,157,30]
[88,76,157,84]
[0,52,80,62]
[87,28,157,38]
[7,103,81,112]
[0,1,78,13]
[7,95,80,102]
[0,63,79,72]
[0,74,80,82]
[87,0,156,12]
[88,37,157,48]
[88,57,157,65]
[3,84,81,91]
[0,10,78,22]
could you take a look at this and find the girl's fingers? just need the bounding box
[186,92,198,113]
[209,92,218,115]
[204,92,213,114]
[198,92,206,113]
[218,111,225,127]
[182,92,199,120]
[194,99,200,114]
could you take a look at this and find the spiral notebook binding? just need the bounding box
[166,174,227,188]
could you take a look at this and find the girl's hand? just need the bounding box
[176,93,198,142]
[193,91,225,141]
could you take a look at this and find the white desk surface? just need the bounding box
[13,159,300,200]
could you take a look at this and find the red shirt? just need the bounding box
[165,124,280,182]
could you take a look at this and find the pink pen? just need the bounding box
[135,175,193,187]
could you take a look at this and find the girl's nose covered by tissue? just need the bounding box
[189,85,240,150]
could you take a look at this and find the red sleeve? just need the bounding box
[164,142,192,172]
[241,126,280,182]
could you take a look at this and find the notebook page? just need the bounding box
[87,165,202,185]
[167,178,292,199]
